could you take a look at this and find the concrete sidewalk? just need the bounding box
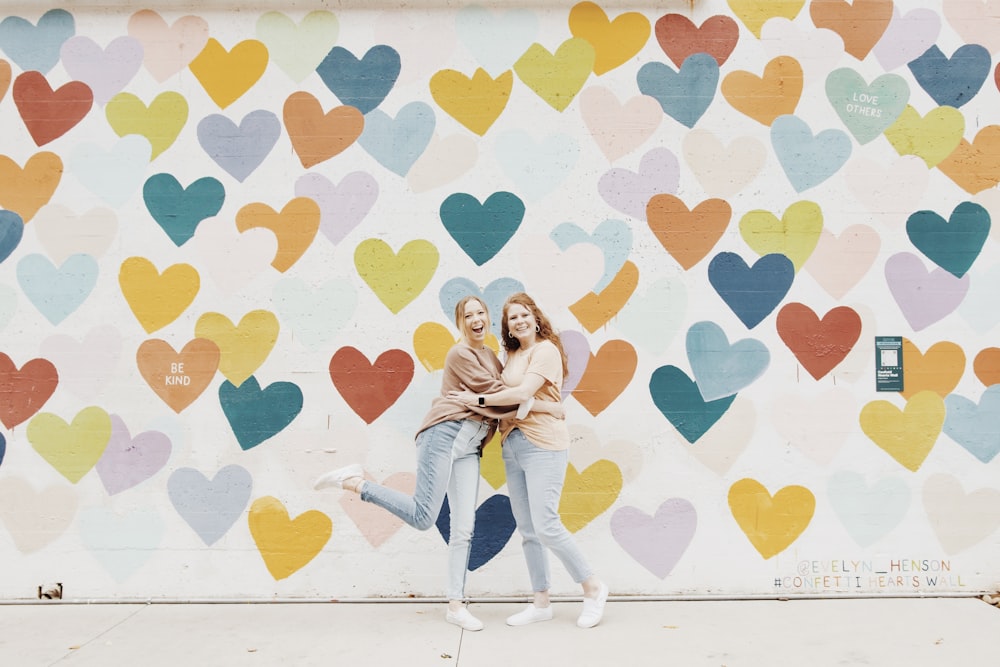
[2,597,998,666]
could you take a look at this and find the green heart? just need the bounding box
[826,68,909,145]
[27,407,112,483]
[739,201,823,271]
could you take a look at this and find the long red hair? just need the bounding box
[500,292,568,379]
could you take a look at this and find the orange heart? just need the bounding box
[936,126,1000,195]
[118,257,200,333]
[283,92,364,168]
[647,195,731,270]
[809,0,892,61]
[899,339,965,401]
[568,1,651,76]
[429,68,513,136]
[973,347,1000,387]
[235,198,321,273]
[721,56,802,126]
[0,152,62,222]
[571,339,637,416]
[0,59,10,103]
[136,338,220,413]
[568,261,638,333]
[189,38,268,109]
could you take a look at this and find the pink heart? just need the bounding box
[598,147,679,220]
[885,252,970,332]
[60,36,143,105]
[873,7,941,72]
[610,499,697,579]
[339,472,415,548]
[580,86,662,162]
[39,325,122,400]
[127,10,209,82]
[804,225,880,300]
[295,171,378,245]
[95,415,172,495]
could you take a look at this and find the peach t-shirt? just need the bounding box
[499,339,569,451]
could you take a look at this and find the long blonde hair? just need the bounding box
[500,292,568,378]
[453,295,490,342]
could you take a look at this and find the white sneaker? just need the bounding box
[446,607,484,631]
[313,463,364,490]
[506,604,553,626]
[577,582,608,628]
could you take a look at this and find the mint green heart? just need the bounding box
[825,68,909,145]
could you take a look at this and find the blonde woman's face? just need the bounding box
[461,299,488,344]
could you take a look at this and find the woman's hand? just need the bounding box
[448,389,476,406]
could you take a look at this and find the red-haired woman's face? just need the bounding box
[505,303,536,344]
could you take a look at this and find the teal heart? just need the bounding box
[944,386,1000,464]
[686,321,770,402]
[906,201,990,278]
[637,53,719,128]
[825,68,909,144]
[17,253,98,325]
[649,365,735,444]
[439,192,524,266]
[550,218,631,292]
[0,210,24,265]
[143,173,225,247]
[219,376,303,450]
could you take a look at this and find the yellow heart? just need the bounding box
[248,496,331,580]
[480,431,506,490]
[884,105,965,168]
[413,323,456,372]
[429,68,513,136]
[513,38,595,112]
[558,460,622,533]
[119,256,200,334]
[354,239,438,314]
[728,478,814,559]
[105,92,188,159]
[194,310,279,387]
[568,1,650,76]
[235,198,320,273]
[27,406,112,484]
[738,201,823,271]
[189,38,269,109]
[726,0,806,38]
[859,390,945,472]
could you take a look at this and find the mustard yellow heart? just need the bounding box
[480,431,506,490]
[194,310,279,387]
[739,201,822,271]
[106,92,188,159]
[354,239,438,314]
[568,1,650,75]
[728,478,814,559]
[189,38,269,109]
[248,496,331,580]
[558,459,622,532]
[27,406,112,484]
[727,0,806,38]
[859,390,945,472]
[430,68,513,136]
[119,256,200,333]
[884,105,965,168]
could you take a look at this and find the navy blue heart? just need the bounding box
[637,53,719,128]
[708,252,794,329]
[219,376,303,451]
[907,44,991,108]
[316,45,400,114]
[0,210,24,265]
[439,191,524,266]
[143,174,225,247]
[906,202,990,278]
[436,493,517,571]
[648,365,735,444]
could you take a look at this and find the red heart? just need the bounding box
[328,347,414,424]
[0,353,59,429]
[776,304,861,380]
[655,14,739,68]
[13,71,94,146]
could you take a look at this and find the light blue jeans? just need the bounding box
[360,418,487,600]
[502,428,593,592]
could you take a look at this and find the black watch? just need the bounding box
[478,395,485,406]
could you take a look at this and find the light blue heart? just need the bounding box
[439,277,524,339]
[358,101,435,176]
[272,276,357,350]
[686,320,769,401]
[613,277,687,355]
[944,386,1000,464]
[456,6,539,75]
[197,110,281,182]
[79,506,164,582]
[0,9,74,74]
[637,53,719,128]
[17,253,98,325]
[771,114,852,192]
[828,471,910,548]
[69,135,151,208]
[550,219,631,292]
[495,129,579,201]
[168,465,253,546]
[825,68,909,144]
